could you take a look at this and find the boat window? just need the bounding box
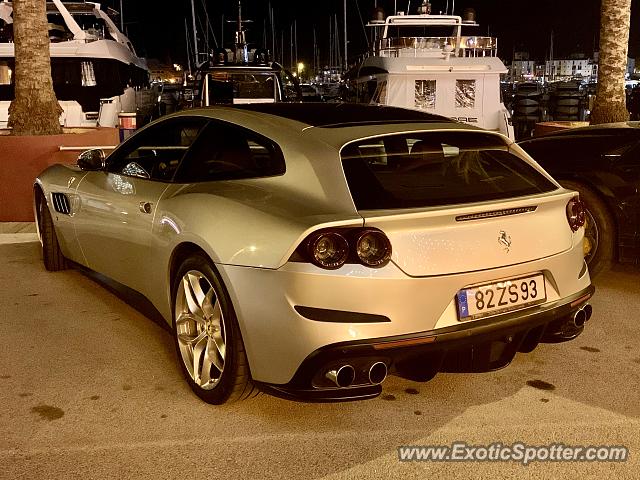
[341,131,557,210]
[107,118,208,182]
[46,13,73,42]
[0,10,12,43]
[357,80,378,104]
[81,61,97,87]
[279,69,302,101]
[456,80,476,108]
[207,71,277,104]
[415,80,436,109]
[388,26,457,38]
[0,61,11,85]
[175,121,286,183]
[371,81,387,104]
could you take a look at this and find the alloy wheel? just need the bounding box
[174,270,227,390]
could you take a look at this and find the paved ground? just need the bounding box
[1,234,639,479]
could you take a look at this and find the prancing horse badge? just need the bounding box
[498,230,512,252]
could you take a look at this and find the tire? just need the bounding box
[172,254,257,404]
[561,180,615,277]
[37,192,68,272]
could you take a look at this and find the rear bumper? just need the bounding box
[256,284,595,402]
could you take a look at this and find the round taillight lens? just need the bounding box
[356,230,392,267]
[566,197,586,232]
[308,232,349,269]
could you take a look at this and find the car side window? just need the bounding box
[107,118,208,181]
[175,121,286,183]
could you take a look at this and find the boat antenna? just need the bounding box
[445,0,449,15]
[119,0,123,31]
[407,1,411,15]
[452,0,455,15]
[233,0,249,64]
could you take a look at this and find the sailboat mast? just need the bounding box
[185,18,192,73]
[313,27,317,73]
[190,0,199,66]
[270,4,275,60]
[204,2,210,54]
[329,17,332,68]
[343,0,347,71]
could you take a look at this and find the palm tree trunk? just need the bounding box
[8,0,62,135]
[590,0,631,124]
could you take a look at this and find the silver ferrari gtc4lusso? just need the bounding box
[34,103,595,403]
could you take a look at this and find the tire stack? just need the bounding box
[549,81,587,121]
[512,82,544,140]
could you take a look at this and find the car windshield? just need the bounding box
[341,131,557,210]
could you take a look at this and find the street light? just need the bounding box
[297,62,305,81]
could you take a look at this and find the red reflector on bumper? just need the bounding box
[570,292,593,308]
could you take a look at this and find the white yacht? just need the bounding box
[190,1,301,107]
[0,0,157,129]
[348,2,514,139]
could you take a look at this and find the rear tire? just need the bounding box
[561,180,615,277]
[37,192,68,272]
[172,254,257,404]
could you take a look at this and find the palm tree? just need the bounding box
[590,0,631,125]
[8,0,62,135]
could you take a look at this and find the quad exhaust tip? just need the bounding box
[326,365,356,388]
[368,361,388,385]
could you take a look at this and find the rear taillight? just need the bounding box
[356,230,392,267]
[566,197,586,232]
[295,227,392,269]
[306,232,349,269]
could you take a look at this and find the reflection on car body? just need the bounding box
[35,103,594,404]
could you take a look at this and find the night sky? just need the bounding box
[103,0,640,66]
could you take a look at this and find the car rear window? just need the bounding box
[341,132,557,210]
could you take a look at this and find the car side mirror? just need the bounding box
[77,149,106,171]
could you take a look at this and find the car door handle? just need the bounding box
[139,201,153,214]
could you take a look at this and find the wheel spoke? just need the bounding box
[200,348,213,386]
[209,299,222,326]
[584,211,599,261]
[202,288,217,319]
[192,333,208,385]
[211,329,226,361]
[183,274,206,316]
[207,337,225,372]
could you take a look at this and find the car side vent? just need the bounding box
[51,193,71,215]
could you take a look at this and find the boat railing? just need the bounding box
[375,36,497,58]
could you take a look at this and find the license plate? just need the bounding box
[456,273,546,321]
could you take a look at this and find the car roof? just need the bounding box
[231,103,454,128]
[166,104,488,151]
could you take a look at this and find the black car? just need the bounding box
[519,122,640,275]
